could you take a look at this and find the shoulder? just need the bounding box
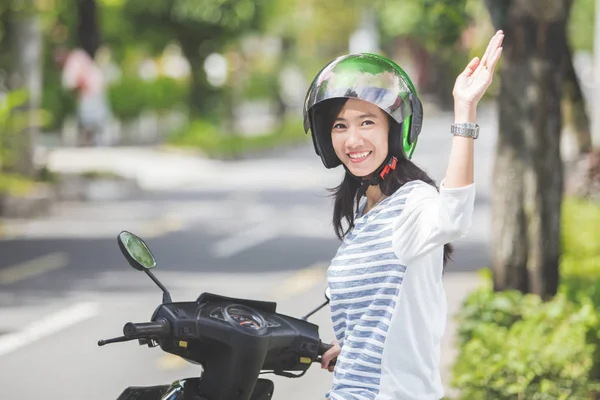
[387,179,438,207]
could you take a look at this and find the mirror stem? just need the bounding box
[301,299,329,321]
[162,292,172,304]
[145,269,172,303]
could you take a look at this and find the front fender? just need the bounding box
[116,385,170,400]
[116,378,204,400]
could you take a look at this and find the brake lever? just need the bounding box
[274,369,308,378]
[138,338,159,348]
[314,355,337,368]
[97,336,132,346]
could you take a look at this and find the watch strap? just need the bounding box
[451,122,479,139]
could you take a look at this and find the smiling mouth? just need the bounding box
[348,151,372,163]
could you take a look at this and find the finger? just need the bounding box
[479,34,497,66]
[481,30,504,66]
[321,350,334,368]
[328,365,335,372]
[487,47,503,74]
[481,31,504,60]
[463,56,480,76]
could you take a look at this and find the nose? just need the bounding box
[345,126,363,149]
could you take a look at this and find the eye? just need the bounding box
[333,123,346,129]
[361,120,375,126]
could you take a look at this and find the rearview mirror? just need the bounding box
[118,231,157,271]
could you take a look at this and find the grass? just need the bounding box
[0,173,35,196]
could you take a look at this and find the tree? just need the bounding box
[1,0,43,178]
[121,0,264,119]
[562,0,594,156]
[77,0,102,58]
[260,0,365,121]
[485,0,572,300]
[374,0,471,108]
[562,35,593,156]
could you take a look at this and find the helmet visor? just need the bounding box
[303,54,413,133]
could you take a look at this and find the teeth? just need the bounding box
[349,151,370,159]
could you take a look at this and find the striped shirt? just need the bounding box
[326,179,475,400]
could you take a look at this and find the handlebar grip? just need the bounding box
[318,342,333,355]
[316,341,337,369]
[123,319,170,339]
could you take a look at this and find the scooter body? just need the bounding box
[99,231,333,400]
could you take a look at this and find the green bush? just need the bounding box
[41,79,76,131]
[455,287,543,348]
[453,292,599,399]
[38,73,188,127]
[242,69,279,100]
[108,75,188,121]
[0,173,35,196]
[167,117,308,158]
[1,89,51,169]
[452,198,600,399]
[561,198,600,261]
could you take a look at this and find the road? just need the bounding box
[0,105,497,399]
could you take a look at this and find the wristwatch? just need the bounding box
[451,122,479,139]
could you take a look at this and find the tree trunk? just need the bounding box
[178,36,222,119]
[486,0,569,300]
[0,8,11,73]
[77,0,101,58]
[6,0,42,178]
[274,37,294,127]
[562,40,593,155]
[560,0,591,156]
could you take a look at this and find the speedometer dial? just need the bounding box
[223,305,266,331]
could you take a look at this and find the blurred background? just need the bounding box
[0,0,599,399]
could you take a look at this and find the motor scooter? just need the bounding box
[98,230,334,400]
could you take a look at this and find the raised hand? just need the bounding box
[452,30,504,109]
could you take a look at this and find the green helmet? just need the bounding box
[303,53,423,169]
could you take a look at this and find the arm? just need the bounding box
[443,30,504,189]
[392,182,475,265]
[442,110,475,188]
[391,31,504,263]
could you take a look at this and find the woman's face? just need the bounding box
[331,98,389,177]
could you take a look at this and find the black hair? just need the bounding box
[318,98,454,266]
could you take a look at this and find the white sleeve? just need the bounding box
[392,181,476,265]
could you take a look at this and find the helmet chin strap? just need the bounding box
[343,155,398,215]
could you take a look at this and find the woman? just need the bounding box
[59,47,112,146]
[303,31,504,399]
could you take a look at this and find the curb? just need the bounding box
[0,184,54,219]
[0,220,17,240]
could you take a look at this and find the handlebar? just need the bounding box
[123,319,170,339]
[318,342,333,355]
[315,341,337,369]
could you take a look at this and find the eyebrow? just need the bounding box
[335,113,378,121]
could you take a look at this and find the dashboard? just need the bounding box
[208,304,281,332]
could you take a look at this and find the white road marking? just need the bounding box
[139,213,185,238]
[0,302,100,357]
[0,252,69,285]
[156,353,190,371]
[273,262,328,300]
[210,224,279,258]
